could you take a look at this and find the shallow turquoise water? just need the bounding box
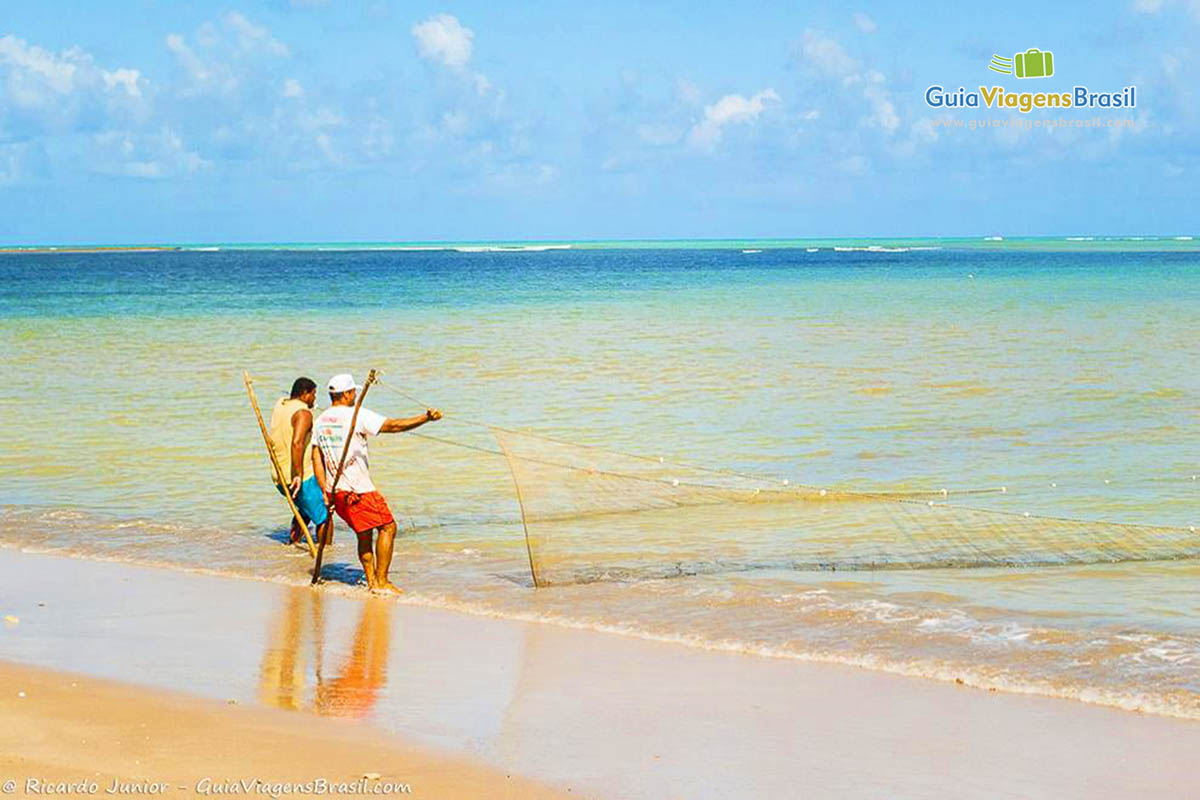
[1,243,1198,717]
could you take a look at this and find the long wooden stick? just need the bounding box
[243,371,317,558]
[311,369,378,585]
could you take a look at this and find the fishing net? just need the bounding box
[493,429,1200,587]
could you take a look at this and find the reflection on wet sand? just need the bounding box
[259,586,392,719]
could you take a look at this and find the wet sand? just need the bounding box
[2,548,1199,798]
[0,660,571,799]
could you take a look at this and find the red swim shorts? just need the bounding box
[332,490,395,534]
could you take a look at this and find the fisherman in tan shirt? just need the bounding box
[268,377,329,544]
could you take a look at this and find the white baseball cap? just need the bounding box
[327,373,360,393]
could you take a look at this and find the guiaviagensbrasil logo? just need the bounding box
[989,49,1053,79]
[925,48,1136,113]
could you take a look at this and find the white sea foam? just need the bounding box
[5,537,1199,722]
[454,245,572,252]
[323,245,451,252]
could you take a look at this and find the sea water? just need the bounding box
[1,241,1198,718]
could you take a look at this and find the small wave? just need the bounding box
[309,246,455,252]
[454,245,572,253]
[396,587,1200,722]
[6,539,1200,722]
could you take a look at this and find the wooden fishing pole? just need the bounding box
[243,371,317,558]
[311,368,378,585]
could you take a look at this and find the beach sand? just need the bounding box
[2,548,1198,799]
[0,660,570,799]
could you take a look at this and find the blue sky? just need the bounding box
[0,0,1196,242]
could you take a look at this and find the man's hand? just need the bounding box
[289,476,302,497]
[381,408,443,433]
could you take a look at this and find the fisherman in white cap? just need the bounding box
[312,373,442,593]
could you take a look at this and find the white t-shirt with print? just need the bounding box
[313,405,387,494]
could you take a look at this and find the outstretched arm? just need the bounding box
[379,408,443,433]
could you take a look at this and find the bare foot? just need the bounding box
[372,581,404,595]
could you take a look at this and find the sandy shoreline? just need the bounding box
[0,660,572,799]
[0,247,178,254]
[2,548,1199,798]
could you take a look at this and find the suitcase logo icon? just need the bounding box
[989,49,1054,79]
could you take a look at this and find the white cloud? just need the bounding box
[910,118,939,144]
[1131,0,1200,17]
[486,161,559,189]
[166,32,237,95]
[92,126,209,178]
[167,14,290,96]
[196,22,220,48]
[225,11,290,57]
[0,35,81,95]
[102,68,142,97]
[853,12,878,33]
[637,123,682,146]
[315,132,337,162]
[890,116,942,158]
[410,14,494,97]
[361,117,394,160]
[675,79,702,104]
[411,14,474,69]
[298,107,345,131]
[800,29,857,78]
[862,84,899,132]
[0,34,146,130]
[441,109,470,135]
[688,88,781,149]
[799,30,900,135]
[0,142,36,186]
[0,21,405,182]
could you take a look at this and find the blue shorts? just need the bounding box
[277,476,329,526]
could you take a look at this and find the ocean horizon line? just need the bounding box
[0,233,1198,253]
